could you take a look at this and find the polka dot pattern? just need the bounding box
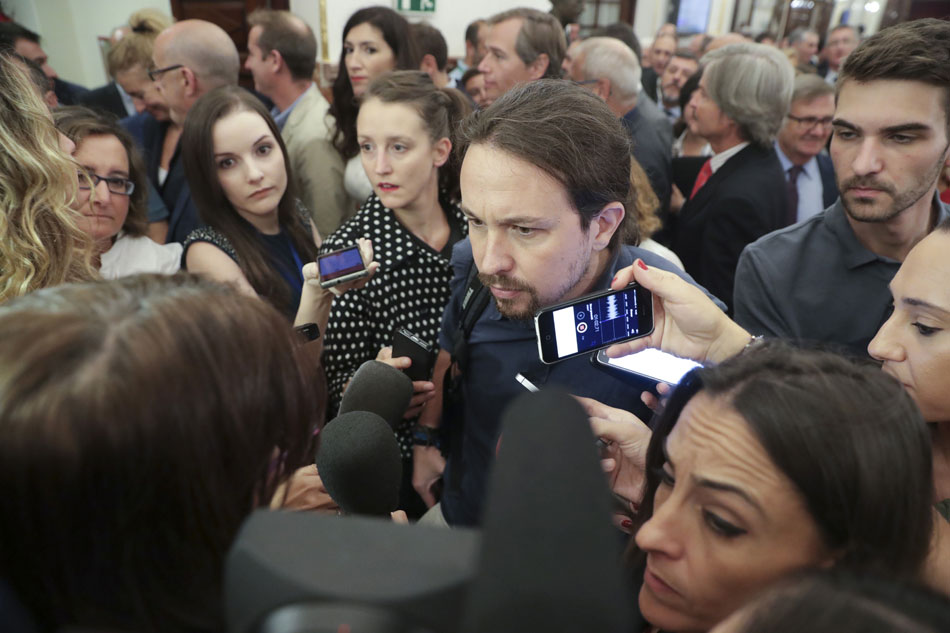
[321,193,467,460]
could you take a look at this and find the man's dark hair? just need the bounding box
[465,19,486,49]
[592,22,641,64]
[488,8,566,79]
[247,9,316,81]
[411,22,448,71]
[460,67,482,89]
[7,52,49,96]
[838,18,950,131]
[754,31,776,43]
[671,47,697,63]
[0,22,40,51]
[456,79,636,248]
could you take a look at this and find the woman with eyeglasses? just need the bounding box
[54,106,182,279]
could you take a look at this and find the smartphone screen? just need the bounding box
[595,348,700,385]
[534,284,654,364]
[318,246,365,283]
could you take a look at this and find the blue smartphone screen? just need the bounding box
[551,287,642,358]
[318,247,364,281]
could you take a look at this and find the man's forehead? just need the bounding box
[490,18,524,44]
[837,79,947,126]
[792,93,834,112]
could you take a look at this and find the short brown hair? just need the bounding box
[456,79,636,249]
[487,8,565,79]
[248,8,316,81]
[411,22,448,71]
[839,18,950,130]
[54,106,149,238]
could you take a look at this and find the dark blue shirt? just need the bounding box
[437,239,724,526]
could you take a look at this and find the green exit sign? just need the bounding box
[397,0,435,12]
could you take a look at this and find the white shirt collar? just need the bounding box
[709,142,749,173]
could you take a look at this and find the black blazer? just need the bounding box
[817,152,839,209]
[640,67,659,102]
[77,82,128,119]
[672,144,789,312]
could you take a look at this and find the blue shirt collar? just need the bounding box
[271,83,312,131]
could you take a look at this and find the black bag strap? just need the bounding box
[449,261,491,375]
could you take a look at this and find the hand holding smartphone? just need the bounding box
[317,244,370,288]
[392,328,436,382]
[534,283,654,364]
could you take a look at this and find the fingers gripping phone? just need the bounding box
[317,244,369,288]
[534,283,654,364]
[393,328,436,382]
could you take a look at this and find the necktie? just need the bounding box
[690,159,713,199]
[786,165,804,225]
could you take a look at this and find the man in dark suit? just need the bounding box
[672,42,794,312]
[568,36,673,215]
[640,33,675,102]
[150,19,239,243]
[78,82,130,119]
[0,22,88,105]
[774,74,838,223]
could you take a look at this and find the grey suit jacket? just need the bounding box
[283,84,353,238]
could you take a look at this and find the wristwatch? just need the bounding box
[411,424,442,448]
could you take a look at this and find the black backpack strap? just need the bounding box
[442,261,490,491]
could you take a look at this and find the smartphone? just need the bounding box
[593,348,701,385]
[317,245,369,288]
[393,328,436,382]
[534,284,654,364]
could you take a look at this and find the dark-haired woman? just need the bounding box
[329,7,417,207]
[180,85,375,329]
[585,341,935,632]
[321,71,471,515]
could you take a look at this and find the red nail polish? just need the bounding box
[621,518,632,529]
[611,275,618,284]
[637,259,648,271]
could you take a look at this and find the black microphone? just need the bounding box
[460,389,633,633]
[315,411,402,516]
[338,360,413,429]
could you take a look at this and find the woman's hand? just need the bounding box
[376,346,436,419]
[575,396,652,513]
[606,259,751,364]
[270,464,339,513]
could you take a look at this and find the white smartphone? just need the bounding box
[593,348,701,385]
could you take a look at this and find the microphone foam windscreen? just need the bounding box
[338,360,413,429]
[460,389,633,633]
[316,411,402,516]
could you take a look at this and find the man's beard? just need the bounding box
[839,155,946,224]
[477,251,591,321]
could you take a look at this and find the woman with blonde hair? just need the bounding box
[0,52,95,302]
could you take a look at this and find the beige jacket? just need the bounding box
[282,84,353,237]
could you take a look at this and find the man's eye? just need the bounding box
[466,217,485,228]
[514,226,535,237]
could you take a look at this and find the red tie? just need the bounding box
[690,159,713,199]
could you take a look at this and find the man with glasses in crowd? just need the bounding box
[773,74,838,224]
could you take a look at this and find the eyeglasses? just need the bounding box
[572,79,599,86]
[147,63,183,82]
[78,170,135,196]
[787,114,834,129]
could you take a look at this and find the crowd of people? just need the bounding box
[0,3,949,632]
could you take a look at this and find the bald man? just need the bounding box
[149,19,239,243]
[245,9,350,237]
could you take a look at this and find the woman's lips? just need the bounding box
[644,566,680,596]
[378,183,399,192]
[250,186,274,199]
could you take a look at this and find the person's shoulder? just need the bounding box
[183,226,236,259]
[285,86,332,137]
[744,210,832,261]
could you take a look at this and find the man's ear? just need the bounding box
[527,53,550,80]
[595,78,611,101]
[590,202,625,251]
[420,53,439,81]
[270,49,284,75]
[181,66,198,97]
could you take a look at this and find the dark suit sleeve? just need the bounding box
[699,196,774,313]
[733,244,794,338]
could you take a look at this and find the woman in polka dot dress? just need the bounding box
[321,71,472,516]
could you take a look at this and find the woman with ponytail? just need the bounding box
[321,71,472,515]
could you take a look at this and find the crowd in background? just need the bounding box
[0,3,950,632]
